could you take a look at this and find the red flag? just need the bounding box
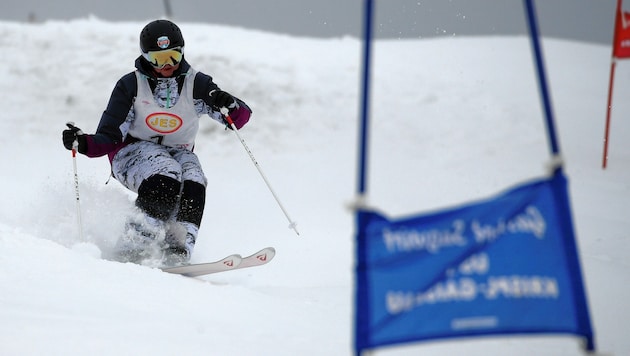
[613,3,630,58]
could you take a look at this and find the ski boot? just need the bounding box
[115,214,166,264]
[162,222,198,267]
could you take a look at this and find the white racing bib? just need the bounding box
[128,69,201,150]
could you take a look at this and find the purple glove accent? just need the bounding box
[229,106,251,129]
[83,135,127,162]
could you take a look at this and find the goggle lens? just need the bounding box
[143,47,183,68]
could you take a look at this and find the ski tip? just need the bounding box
[256,247,276,262]
[261,246,276,255]
[220,254,243,268]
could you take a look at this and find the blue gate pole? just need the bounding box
[357,0,374,197]
[523,0,562,158]
[525,1,595,351]
[355,2,374,355]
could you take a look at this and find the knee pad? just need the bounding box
[176,180,206,226]
[136,175,181,221]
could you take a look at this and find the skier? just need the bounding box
[61,19,252,265]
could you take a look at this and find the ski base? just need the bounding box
[161,247,275,277]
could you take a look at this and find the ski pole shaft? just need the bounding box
[67,122,85,241]
[221,109,299,236]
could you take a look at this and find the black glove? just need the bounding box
[209,90,238,113]
[62,123,87,153]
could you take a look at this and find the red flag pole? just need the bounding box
[603,59,616,169]
[603,0,625,169]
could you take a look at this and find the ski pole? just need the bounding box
[67,122,85,242]
[221,108,299,236]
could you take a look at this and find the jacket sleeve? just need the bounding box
[193,72,252,129]
[84,72,137,157]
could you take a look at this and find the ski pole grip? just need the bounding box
[220,108,236,128]
[65,121,84,153]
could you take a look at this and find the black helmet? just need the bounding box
[140,19,185,53]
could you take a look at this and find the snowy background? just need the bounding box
[0,18,628,355]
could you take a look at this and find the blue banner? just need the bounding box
[354,172,594,353]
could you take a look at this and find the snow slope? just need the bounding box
[0,18,628,355]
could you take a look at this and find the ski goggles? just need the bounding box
[143,47,184,68]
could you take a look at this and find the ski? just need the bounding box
[161,247,275,277]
